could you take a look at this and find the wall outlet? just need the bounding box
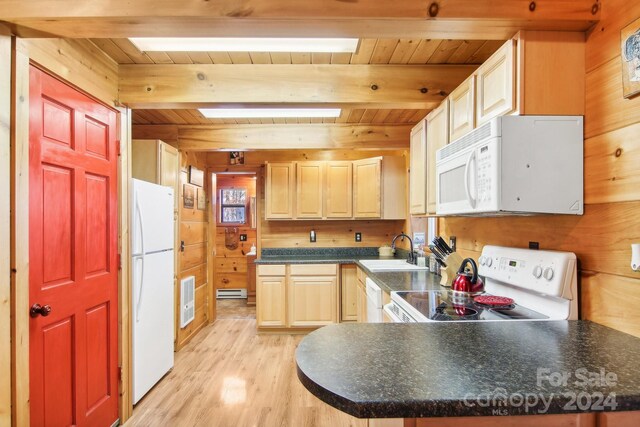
[632,243,640,271]
[310,230,316,243]
[529,241,539,250]
[240,234,247,241]
[355,232,362,242]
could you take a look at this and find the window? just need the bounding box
[220,189,247,224]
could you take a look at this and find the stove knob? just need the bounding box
[479,256,485,266]
[486,257,493,267]
[533,265,543,278]
[543,267,554,281]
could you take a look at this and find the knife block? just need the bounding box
[439,252,464,287]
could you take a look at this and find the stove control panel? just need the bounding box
[479,245,577,299]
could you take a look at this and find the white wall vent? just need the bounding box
[180,276,195,328]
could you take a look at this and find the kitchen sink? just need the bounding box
[359,259,429,272]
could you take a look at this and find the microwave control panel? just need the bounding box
[474,143,497,208]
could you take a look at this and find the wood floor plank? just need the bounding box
[125,312,366,427]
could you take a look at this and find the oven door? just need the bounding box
[436,137,500,215]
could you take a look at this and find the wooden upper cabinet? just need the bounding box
[296,162,324,219]
[426,100,449,214]
[409,119,427,215]
[448,75,476,142]
[475,39,516,127]
[132,138,180,209]
[353,157,382,218]
[159,143,180,207]
[353,156,406,220]
[325,161,353,218]
[265,162,295,219]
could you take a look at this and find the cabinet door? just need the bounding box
[257,275,286,327]
[426,101,449,214]
[475,39,516,126]
[340,265,357,322]
[409,119,427,215]
[448,75,476,142]
[325,161,353,218]
[265,162,295,219]
[288,275,337,327]
[131,139,160,183]
[353,158,381,218]
[296,162,324,218]
[159,142,179,207]
[356,278,368,323]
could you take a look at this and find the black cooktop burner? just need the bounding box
[394,290,549,322]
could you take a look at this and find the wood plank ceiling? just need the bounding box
[92,38,503,126]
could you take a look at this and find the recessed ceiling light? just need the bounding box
[130,37,359,53]
[198,108,342,119]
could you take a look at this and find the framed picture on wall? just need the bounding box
[230,151,245,165]
[189,165,204,187]
[621,17,640,98]
[197,187,206,210]
[183,184,195,209]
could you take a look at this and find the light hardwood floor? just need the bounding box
[125,304,365,427]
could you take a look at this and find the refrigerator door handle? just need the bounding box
[135,192,146,322]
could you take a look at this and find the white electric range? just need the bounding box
[384,246,578,323]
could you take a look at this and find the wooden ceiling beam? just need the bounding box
[0,0,599,39]
[119,64,474,108]
[132,124,412,150]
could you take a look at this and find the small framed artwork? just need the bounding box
[183,184,195,209]
[621,17,640,98]
[230,151,245,165]
[197,187,206,210]
[189,166,204,187]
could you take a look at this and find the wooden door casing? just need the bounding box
[29,66,119,427]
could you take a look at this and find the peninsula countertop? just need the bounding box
[296,321,640,418]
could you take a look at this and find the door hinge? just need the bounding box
[116,140,121,157]
[117,253,122,270]
[117,366,122,381]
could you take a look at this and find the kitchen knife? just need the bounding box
[429,245,446,260]
[433,238,450,256]
[436,236,454,254]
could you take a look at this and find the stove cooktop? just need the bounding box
[392,290,549,322]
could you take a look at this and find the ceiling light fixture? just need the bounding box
[198,108,342,119]
[130,37,359,53]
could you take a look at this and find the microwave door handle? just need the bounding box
[464,151,477,209]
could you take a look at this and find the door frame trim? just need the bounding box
[9,38,132,426]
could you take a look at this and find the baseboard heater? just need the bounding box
[216,289,247,299]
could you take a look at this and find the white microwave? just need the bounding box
[435,116,583,216]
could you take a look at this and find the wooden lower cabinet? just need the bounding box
[341,265,358,322]
[256,263,339,330]
[356,268,368,323]
[289,275,337,327]
[256,265,287,327]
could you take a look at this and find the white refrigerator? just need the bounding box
[131,178,175,404]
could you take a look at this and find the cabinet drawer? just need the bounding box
[257,264,286,276]
[289,264,337,276]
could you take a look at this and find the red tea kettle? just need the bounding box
[452,258,484,294]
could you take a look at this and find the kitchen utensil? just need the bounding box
[474,295,514,307]
[452,258,484,294]
[428,245,446,260]
[436,237,454,254]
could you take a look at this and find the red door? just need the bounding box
[29,66,119,427]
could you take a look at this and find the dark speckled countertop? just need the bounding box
[255,247,445,293]
[296,321,640,418]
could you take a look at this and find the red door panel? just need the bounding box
[30,66,119,427]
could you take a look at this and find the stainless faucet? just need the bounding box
[391,233,416,264]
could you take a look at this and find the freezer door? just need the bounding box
[132,178,174,255]
[132,250,175,404]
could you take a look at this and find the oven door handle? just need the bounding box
[464,150,477,209]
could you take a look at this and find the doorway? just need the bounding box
[28,66,119,426]
[211,172,258,318]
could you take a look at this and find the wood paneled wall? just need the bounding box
[215,175,257,290]
[207,150,408,250]
[422,3,640,338]
[176,151,211,350]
